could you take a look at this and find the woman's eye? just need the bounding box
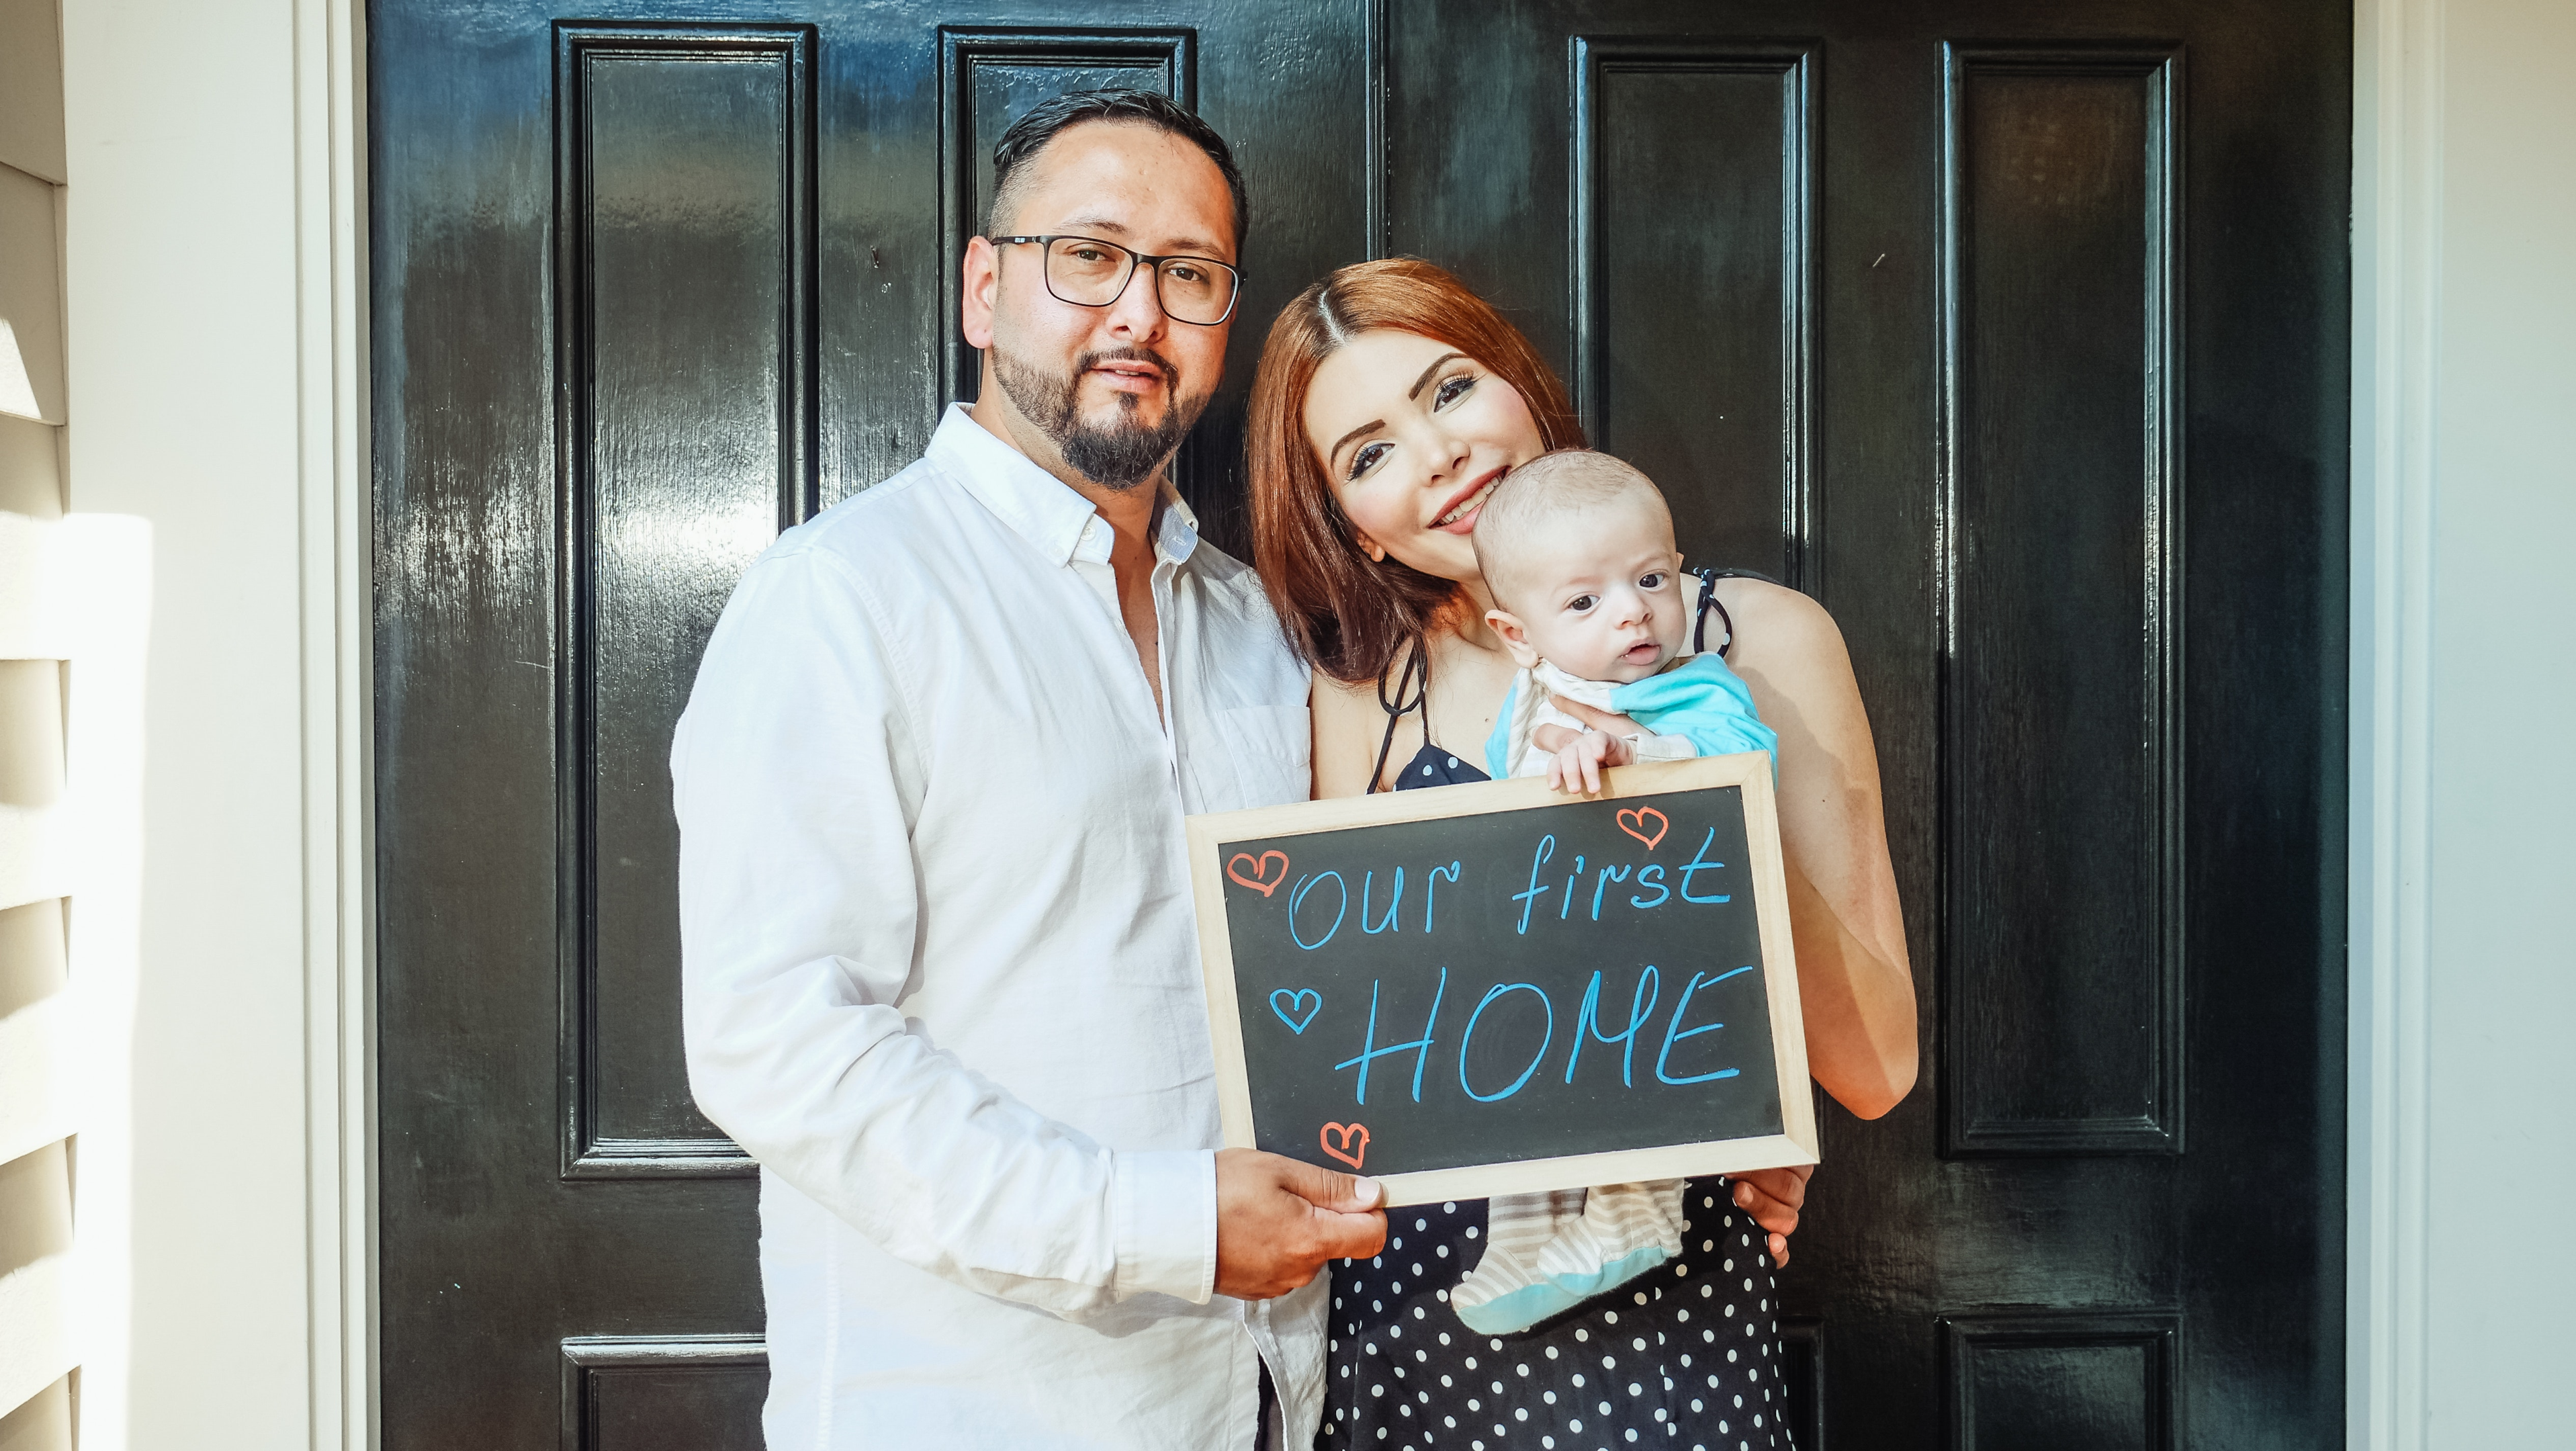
[1433,373,1476,408]
[1639,572,1667,590]
[1568,594,1599,614]
[1347,441,1392,480]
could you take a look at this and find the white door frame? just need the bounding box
[295,0,376,1447]
[2346,3,2436,1446]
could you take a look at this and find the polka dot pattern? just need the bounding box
[1316,1178,1791,1450]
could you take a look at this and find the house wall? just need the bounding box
[17,0,2571,1446]
[51,1,368,1448]
[1,1,80,1446]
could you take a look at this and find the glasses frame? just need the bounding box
[989,234,1246,326]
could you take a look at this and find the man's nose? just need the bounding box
[1103,260,1170,341]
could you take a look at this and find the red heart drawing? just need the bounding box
[1227,850,1290,897]
[1319,1121,1371,1171]
[1616,806,1670,850]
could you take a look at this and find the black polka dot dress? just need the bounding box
[1316,1180,1793,1451]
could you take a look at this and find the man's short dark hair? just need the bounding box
[988,89,1249,254]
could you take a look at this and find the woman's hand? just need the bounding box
[1728,1164,1813,1268]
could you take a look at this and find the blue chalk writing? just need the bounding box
[1425,861,1461,934]
[1591,863,1632,920]
[1677,828,1733,904]
[1269,987,1322,1034]
[1459,982,1555,1102]
[1559,856,1585,920]
[1288,871,1347,951]
[1512,836,1556,934]
[1629,863,1670,910]
[1333,966,1449,1106]
[1362,869,1404,934]
[1654,965,1753,1084]
[1567,965,1662,1087]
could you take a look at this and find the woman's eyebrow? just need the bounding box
[1407,352,1470,400]
[1328,419,1386,468]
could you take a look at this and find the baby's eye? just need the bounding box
[1347,441,1392,480]
[1433,373,1476,408]
[1638,571,1668,590]
[1566,594,1599,614]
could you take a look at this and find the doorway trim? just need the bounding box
[2346,1,2438,1447]
[296,0,377,1447]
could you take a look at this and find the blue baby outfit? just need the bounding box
[1484,651,1779,783]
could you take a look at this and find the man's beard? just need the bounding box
[993,343,1210,490]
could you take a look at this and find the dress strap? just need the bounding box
[1689,568,1736,659]
[1369,640,1429,795]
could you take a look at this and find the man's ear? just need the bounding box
[1485,609,1543,670]
[960,236,1000,351]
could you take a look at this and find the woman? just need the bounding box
[1246,259,1917,1451]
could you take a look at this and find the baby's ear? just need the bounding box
[1485,609,1544,670]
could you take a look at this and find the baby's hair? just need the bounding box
[1473,449,1673,609]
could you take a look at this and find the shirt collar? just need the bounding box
[929,403,1201,569]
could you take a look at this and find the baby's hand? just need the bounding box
[1546,728,1630,795]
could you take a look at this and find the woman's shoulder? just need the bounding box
[1711,574,1848,661]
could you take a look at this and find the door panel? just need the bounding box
[1940,47,2184,1157]
[1573,39,1815,585]
[373,1,2344,1446]
[559,20,818,1177]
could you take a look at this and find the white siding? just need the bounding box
[0,2,76,1443]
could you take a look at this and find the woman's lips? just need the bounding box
[1431,470,1506,533]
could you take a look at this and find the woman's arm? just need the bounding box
[1720,582,1917,1120]
[1550,584,1917,1118]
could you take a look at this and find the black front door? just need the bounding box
[372,1,2345,1446]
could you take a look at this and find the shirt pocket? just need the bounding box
[1190,702,1311,812]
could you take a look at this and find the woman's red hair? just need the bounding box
[1245,258,1583,686]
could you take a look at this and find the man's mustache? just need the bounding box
[1079,345,1181,392]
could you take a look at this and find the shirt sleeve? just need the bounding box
[672,546,1216,1318]
[1626,732,1701,762]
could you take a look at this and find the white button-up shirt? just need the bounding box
[674,405,1320,1450]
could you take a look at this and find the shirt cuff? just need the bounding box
[1110,1148,1218,1305]
[1629,733,1700,762]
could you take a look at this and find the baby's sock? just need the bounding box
[1452,1180,1687,1335]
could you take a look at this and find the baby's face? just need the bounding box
[1489,504,1687,683]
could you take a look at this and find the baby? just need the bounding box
[1475,448,1776,790]
[1450,449,1779,1335]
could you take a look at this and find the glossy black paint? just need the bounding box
[373,1,2346,1446]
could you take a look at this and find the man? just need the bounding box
[674,91,1383,1450]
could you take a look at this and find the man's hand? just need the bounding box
[1728,1163,1813,1267]
[1214,1147,1388,1300]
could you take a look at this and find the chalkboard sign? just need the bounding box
[1186,754,1816,1206]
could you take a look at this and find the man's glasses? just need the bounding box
[991,234,1245,326]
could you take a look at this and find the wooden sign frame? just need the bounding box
[1186,753,1817,1206]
